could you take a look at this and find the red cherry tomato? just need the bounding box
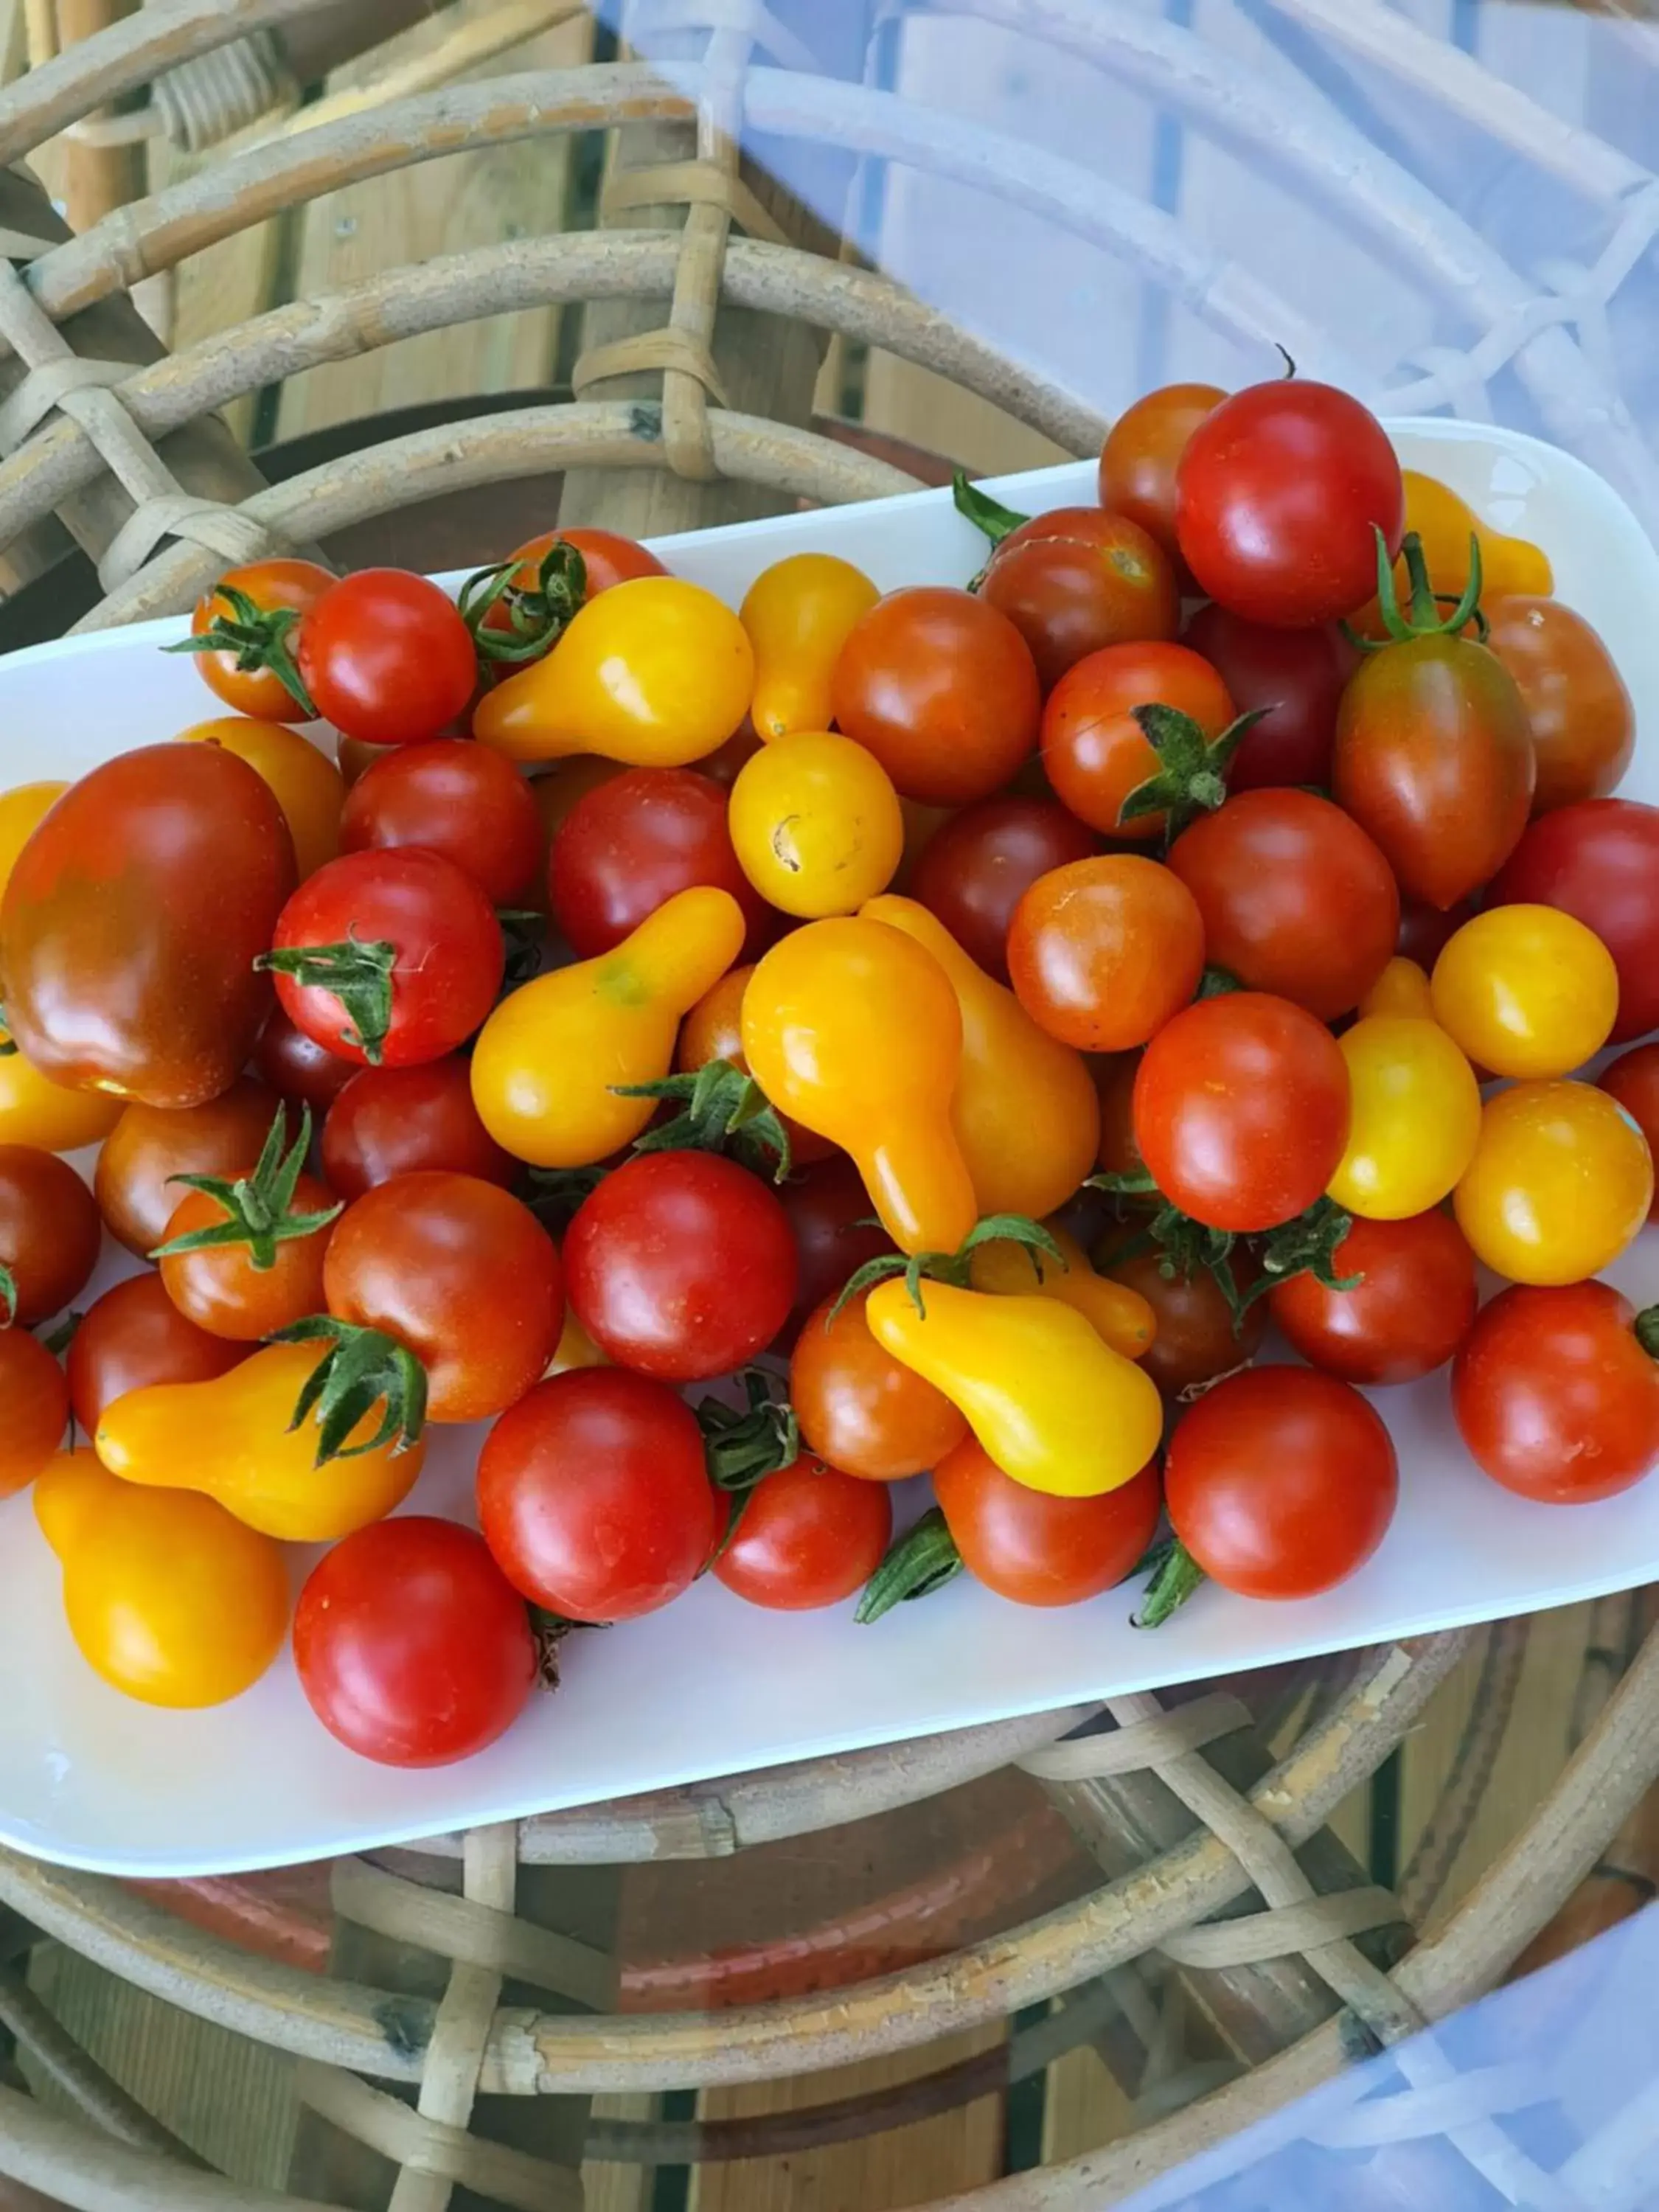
[908,797,1096,982]
[1599,1045,1659,1220]
[321,1057,515,1201]
[188,559,335,723]
[1167,790,1399,1021]
[564,1151,796,1382]
[935,1439,1161,1607]
[1166,1365,1398,1598]
[1269,1211,1478,1386]
[66,1273,246,1431]
[978,507,1178,691]
[489,526,667,611]
[296,569,477,748]
[1486,800,1659,1044]
[1483,597,1635,815]
[0,1146,101,1324]
[1097,383,1225,565]
[1133,992,1352,1233]
[550,767,772,960]
[251,1006,357,1115]
[1175,380,1405,627]
[779,1158,895,1346]
[1007,854,1205,1053]
[294,1518,536,1767]
[1181,603,1358,791]
[790,1287,967,1482]
[0,1327,68,1498]
[1040,641,1234,842]
[477,1368,720,1621]
[713,1456,893,1610]
[340,739,543,904]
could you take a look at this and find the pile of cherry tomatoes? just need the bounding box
[2,367,1658,1775]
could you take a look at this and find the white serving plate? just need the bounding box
[4,419,1658,1878]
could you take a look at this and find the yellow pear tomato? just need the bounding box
[1430,904,1618,1080]
[1454,1079,1652,1286]
[730,732,903,919]
[1358,956,1435,1023]
[175,716,343,880]
[1327,1015,1482,1220]
[740,552,879,740]
[0,1027,123,1150]
[968,1222,1155,1362]
[0,782,66,900]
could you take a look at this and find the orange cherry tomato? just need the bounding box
[1040,641,1235,842]
[1007,854,1205,1053]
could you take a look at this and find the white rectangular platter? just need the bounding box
[4,417,1659,1877]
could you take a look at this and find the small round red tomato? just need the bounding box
[830,587,1040,806]
[490,526,667,613]
[321,1058,514,1201]
[713,1455,892,1610]
[1483,597,1634,815]
[1181,603,1358,791]
[94,1079,286,1256]
[477,1368,719,1621]
[295,1517,536,1767]
[1133,992,1352,1233]
[263,848,504,1068]
[978,507,1178,691]
[340,739,542,903]
[909,797,1096,981]
[1098,383,1225,564]
[0,1326,68,1498]
[790,1287,967,1481]
[1096,1239,1266,1399]
[1175,380,1404,627]
[1040,641,1234,842]
[1486,799,1659,1044]
[1008,854,1204,1053]
[780,1158,895,1344]
[1269,1211,1478,1386]
[1599,1045,1659,1220]
[0,1145,100,1325]
[935,1438,1161,1607]
[251,1006,356,1116]
[324,1171,563,1422]
[187,558,335,723]
[1166,1365,1398,1598]
[158,1164,336,1342]
[1168,790,1399,1021]
[296,569,476,748]
[66,1273,246,1430]
[564,1151,796,1382]
[1453,1281,1659,1503]
[550,767,771,960]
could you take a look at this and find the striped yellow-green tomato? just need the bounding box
[1430,904,1618,1080]
[1454,1080,1652,1287]
[729,731,903,919]
[1326,1015,1481,1220]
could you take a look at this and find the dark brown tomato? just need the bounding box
[1181,602,1359,791]
[1482,596,1635,815]
[908,797,1096,981]
[67,1272,247,1430]
[1397,895,1475,970]
[978,508,1179,692]
[250,1006,356,1116]
[0,1145,101,1324]
[322,1058,515,1201]
[94,1078,286,1256]
[1598,1045,1659,1220]
[1096,1237,1265,1399]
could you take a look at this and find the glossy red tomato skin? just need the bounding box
[251,1006,357,1115]
[564,1151,796,1382]
[935,1440,1161,1607]
[978,507,1179,691]
[66,1272,246,1430]
[340,739,542,903]
[489,526,667,613]
[830,587,1041,806]
[712,1456,893,1610]
[1167,790,1399,1021]
[1486,801,1659,1043]
[1181,604,1359,790]
[1166,1366,1398,1599]
[909,798,1096,981]
[1598,1046,1659,1220]
[1098,383,1225,565]
[477,1368,720,1621]
[296,569,476,748]
[1007,854,1205,1053]
[0,744,294,1108]
[0,1329,68,1498]
[268,848,504,1068]
[779,1158,895,1347]
[324,1172,564,1422]
[1133,992,1352,1234]
[1040,641,1234,843]
[294,1518,537,1767]
[1269,1211,1478,1386]
[1453,1282,1659,1503]
[550,768,772,960]
[321,1058,515,1201]
[0,1146,101,1324]
[1175,381,1405,628]
[790,1288,968,1482]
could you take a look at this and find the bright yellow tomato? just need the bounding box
[473,577,754,767]
[1327,1015,1482,1220]
[1430,904,1618,1080]
[968,1222,1155,1362]
[0,782,66,899]
[0,1027,123,1150]
[1454,1079,1652,1286]
[1358,956,1435,1023]
[730,732,903,919]
[175,715,344,880]
[1352,471,1554,636]
[740,552,879,740]
[35,1448,289,1709]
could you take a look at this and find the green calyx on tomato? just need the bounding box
[951,468,1029,550]
[1351,527,1486,653]
[833,1212,1067,1322]
[1089,1186,1358,1329]
[524,1163,607,1228]
[460,538,588,667]
[270,1312,428,1466]
[497,908,548,989]
[698,1368,801,1497]
[1132,1537,1206,1629]
[1635,1308,1659,1360]
[855,1505,966,1624]
[0,1262,15,1327]
[615,1057,794,1183]
[164,583,318,719]
[1119,702,1270,845]
[150,1104,339,1273]
[255,936,400,1065]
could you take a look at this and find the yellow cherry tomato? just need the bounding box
[1454,1079,1652,1286]
[742,916,977,1255]
[0,782,66,900]
[1328,1015,1482,1220]
[740,552,880,740]
[473,577,754,767]
[862,894,1099,1221]
[968,1222,1155,1362]
[472,885,746,1167]
[865,1279,1162,1498]
[94,1343,425,1542]
[35,1447,289,1709]
[0,1026,123,1150]
[1353,470,1554,636]
[175,716,344,880]
[729,731,902,919]
[1359,956,1435,1023]
[1430,904,1618,1081]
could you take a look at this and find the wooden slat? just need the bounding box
[861,351,1077,473]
